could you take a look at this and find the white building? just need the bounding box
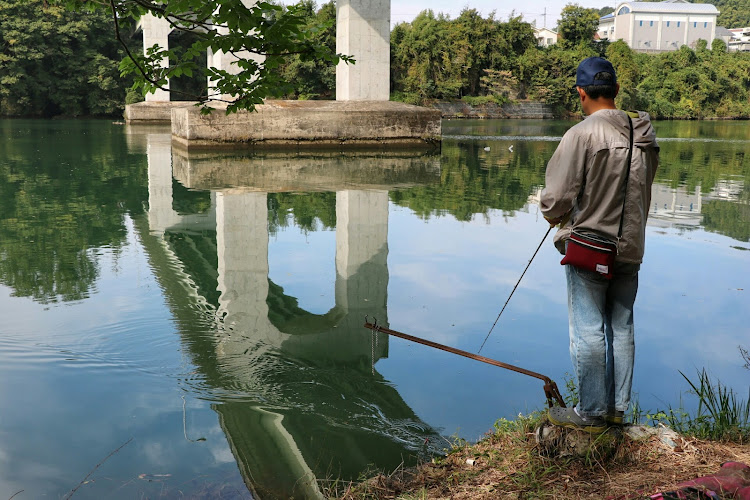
[598,14,615,41]
[598,0,719,52]
[534,27,558,47]
[728,27,750,52]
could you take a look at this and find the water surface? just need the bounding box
[0,118,748,499]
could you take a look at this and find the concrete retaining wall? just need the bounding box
[432,100,555,119]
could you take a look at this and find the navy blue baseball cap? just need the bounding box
[575,57,617,87]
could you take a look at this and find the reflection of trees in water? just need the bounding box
[657,139,750,195]
[390,140,552,220]
[171,179,213,215]
[655,136,750,242]
[3,120,749,305]
[267,192,337,234]
[703,200,750,242]
[0,121,147,303]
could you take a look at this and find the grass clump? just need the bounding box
[632,369,749,443]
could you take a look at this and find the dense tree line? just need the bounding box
[387,6,750,119]
[705,0,750,29]
[0,0,137,117]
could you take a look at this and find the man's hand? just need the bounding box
[544,211,571,228]
[544,215,563,227]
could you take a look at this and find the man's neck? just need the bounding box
[585,99,617,115]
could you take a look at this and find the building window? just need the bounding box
[618,6,630,15]
[667,21,670,27]
[639,20,643,26]
[693,22,697,27]
[677,21,681,27]
[650,21,654,27]
[704,22,708,28]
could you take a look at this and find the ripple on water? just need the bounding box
[0,315,188,382]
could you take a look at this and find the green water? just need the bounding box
[0,118,747,499]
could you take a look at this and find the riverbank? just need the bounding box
[329,412,750,499]
[424,100,750,121]
[428,100,556,120]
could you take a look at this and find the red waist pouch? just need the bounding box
[560,231,617,279]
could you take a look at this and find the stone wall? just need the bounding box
[431,100,555,119]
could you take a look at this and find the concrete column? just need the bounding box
[141,13,172,102]
[683,20,689,46]
[628,15,635,47]
[657,14,663,50]
[207,0,265,102]
[336,0,390,101]
[216,191,271,336]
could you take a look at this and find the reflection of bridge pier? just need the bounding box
[213,188,390,363]
[649,184,703,228]
[128,125,441,498]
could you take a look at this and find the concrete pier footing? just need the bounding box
[169,100,441,151]
[124,101,198,124]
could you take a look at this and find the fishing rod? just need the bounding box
[364,317,565,408]
[477,225,553,354]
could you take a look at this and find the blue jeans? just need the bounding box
[565,262,640,418]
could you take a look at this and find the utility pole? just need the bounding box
[543,7,547,28]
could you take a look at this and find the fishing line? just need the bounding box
[477,225,553,354]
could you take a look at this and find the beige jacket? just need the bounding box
[540,109,659,264]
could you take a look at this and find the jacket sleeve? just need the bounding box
[540,130,587,221]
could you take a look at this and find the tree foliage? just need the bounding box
[0,0,134,117]
[390,9,535,103]
[705,0,750,28]
[625,42,750,118]
[557,3,601,48]
[273,1,338,99]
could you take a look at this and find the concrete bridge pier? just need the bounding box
[141,14,171,102]
[336,0,391,101]
[207,0,264,102]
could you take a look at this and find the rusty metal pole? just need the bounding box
[364,320,565,408]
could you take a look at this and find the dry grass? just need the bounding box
[329,417,750,500]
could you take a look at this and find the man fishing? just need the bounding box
[540,57,660,433]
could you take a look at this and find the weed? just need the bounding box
[563,372,579,408]
[678,369,749,441]
[631,369,749,443]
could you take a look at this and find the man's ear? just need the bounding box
[576,87,586,100]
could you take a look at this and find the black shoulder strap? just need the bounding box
[618,114,634,239]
